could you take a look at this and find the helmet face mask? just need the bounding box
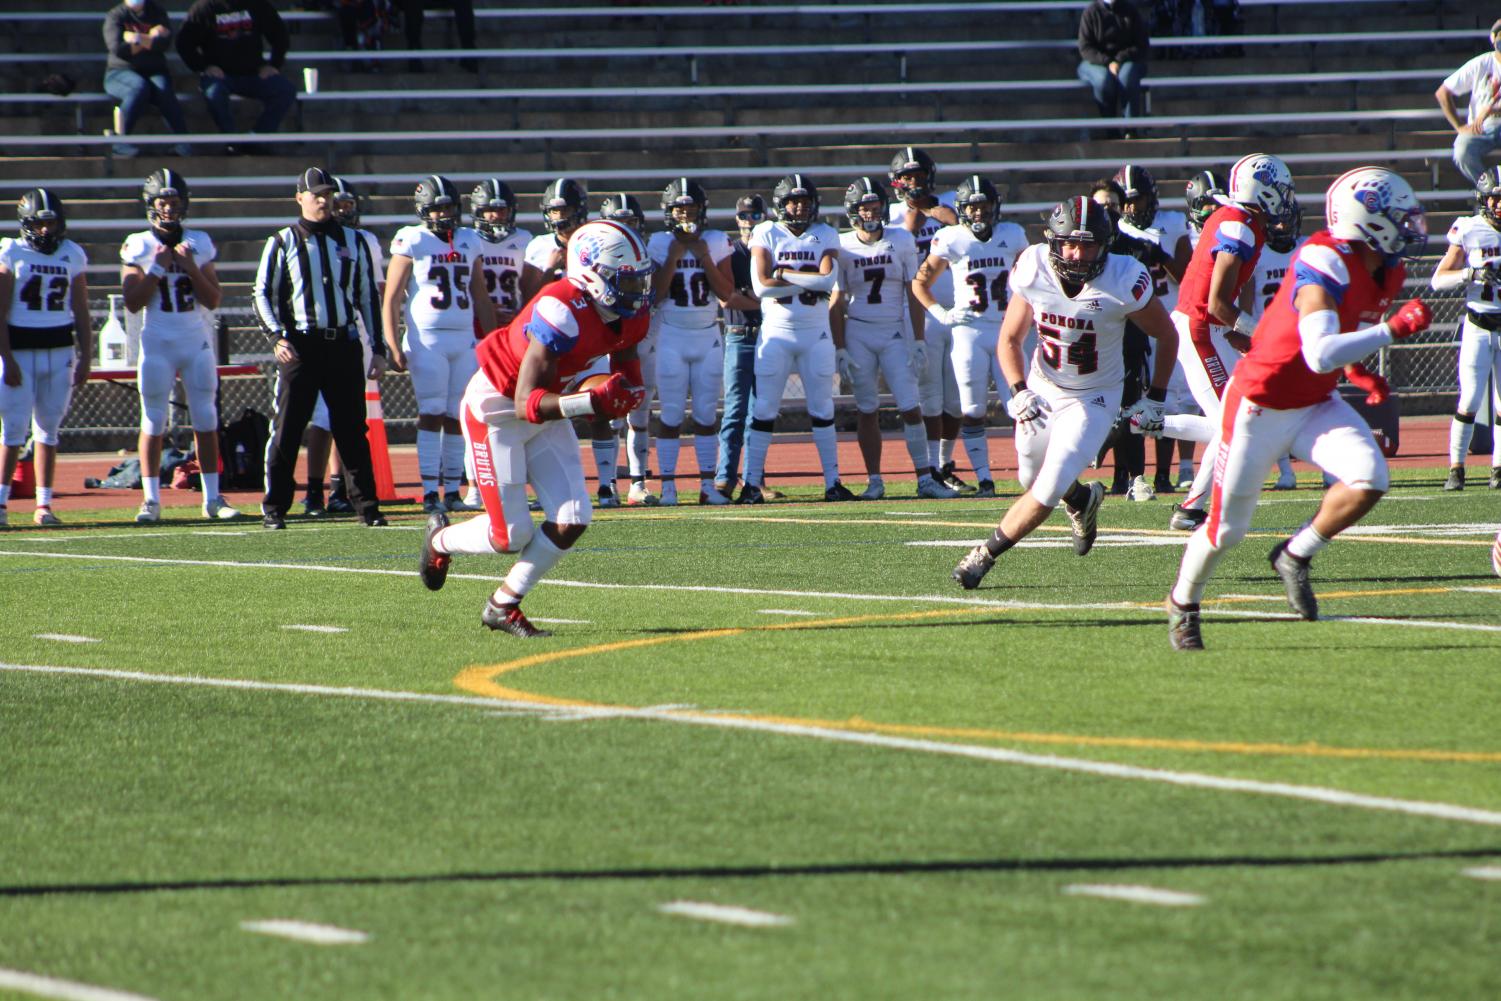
[843,176,889,234]
[415,175,460,238]
[774,174,820,233]
[1185,169,1228,233]
[329,177,360,228]
[888,146,937,201]
[542,178,589,238]
[142,168,189,240]
[599,193,646,235]
[1045,196,1113,286]
[1267,197,1301,254]
[566,219,656,319]
[1114,164,1159,229]
[18,189,65,255]
[469,179,516,241]
[1477,167,1501,228]
[955,175,1000,242]
[661,178,708,236]
[1325,167,1427,261]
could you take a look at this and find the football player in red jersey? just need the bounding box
[417,220,653,638]
[1166,167,1431,650]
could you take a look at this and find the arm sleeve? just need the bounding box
[252,233,286,338]
[749,265,798,301]
[778,268,837,294]
[1298,308,1393,374]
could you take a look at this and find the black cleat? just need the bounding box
[824,480,857,502]
[326,495,355,514]
[1153,471,1175,495]
[1444,465,1465,491]
[262,511,286,530]
[363,510,388,527]
[1169,504,1207,531]
[419,510,451,591]
[736,484,765,505]
[1268,540,1318,620]
[975,479,997,498]
[1064,481,1106,555]
[1166,594,1205,651]
[952,543,996,590]
[940,461,975,494]
[481,598,553,638]
[302,495,326,517]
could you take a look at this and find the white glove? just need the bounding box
[1006,388,1051,433]
[927,303,979,328]
[1468,248,1501,270]
[835,347,859,384]
[1124,395,1166,436]
[907,339,928,378]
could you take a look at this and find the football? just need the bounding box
[567,373,611,393]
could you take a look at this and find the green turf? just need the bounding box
[1,466,1498,999]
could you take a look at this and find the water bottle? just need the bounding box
[98,294,128,368]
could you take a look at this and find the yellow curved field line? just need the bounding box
[454,608,1501,764]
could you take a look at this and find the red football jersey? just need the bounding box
[1175,204,1266,330]
[475,277,649,398]
[1232,230,1405,410]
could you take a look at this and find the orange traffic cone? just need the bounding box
[364,379,407,504]
[10,454,35,500]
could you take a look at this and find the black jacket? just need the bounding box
[176,0,288,76]
[103,1,174,75]
[1078,0,1150,66]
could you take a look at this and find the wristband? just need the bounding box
[524,387,548,424]
[1009,380,1028,395]
[1232,312,1256,337]
[1145,386,1168,403]
[147,263,166,278]
[558,391,594,418]
[926,303,949,325]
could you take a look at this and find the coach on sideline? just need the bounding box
[253,167,389,530]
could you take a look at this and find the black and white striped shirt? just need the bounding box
[252,218,383,350]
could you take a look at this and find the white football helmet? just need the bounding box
[1325,167,1427,260]
[565,219,655,318]
[1222,153,1294,220]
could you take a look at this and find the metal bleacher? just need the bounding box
[0,0,1489,444]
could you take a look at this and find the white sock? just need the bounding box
[1164,413,1215,443]
[417,428,442,494]
[745,426,773,486]
[694,434,718,483]
[201,471,220,499]
[441,430,466,493]
[657,436,681,479]
[1171,527,1223,607]
[1286,522,1331,561]
[37,486,53,506]
[1450,418,1475,467]
[592,438,617,491]
[627,422,650,479]
[501,529,566,599]
[143,475,161,503]
[960,424,990,481]
[0,483,9,505]
[436,514,502,555]
[902,421,929,475]
[811,422,839,488]
[927,438,941,471]
[939,437,956,471]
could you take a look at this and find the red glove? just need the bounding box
[587,372,645,418]
[1344,362,1389,406]
[1386,298,1430,340]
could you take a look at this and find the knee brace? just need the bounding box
[751,417,776,433]
[1456,412,1476,424]
[810,415,835,429]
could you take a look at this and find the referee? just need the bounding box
[253,167,389,529]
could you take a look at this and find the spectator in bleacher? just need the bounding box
[102,0,192,158]
[396,1,479,74]
[175,0,295,154]
[1076,0,1150,128]
[1436,18,1501,185]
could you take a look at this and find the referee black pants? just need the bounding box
[263,334,379,518]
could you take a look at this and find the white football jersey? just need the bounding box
[120,227,217,340]
[1141,208,1190,313]
[749,219,840,331]
[476,227,532,320]
[524,232,568,279]
[649,228,732,330]
[837,228,920,330]
[389,224,485,333]
[1448,214,1501,315]
[888,193,956,304]
[1247,240,1301,323]
[1009,243,1154,392]
[0,236,86,329]
[930,221,1028,322]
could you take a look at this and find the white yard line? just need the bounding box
[756,609,819,616]
[905,535,1186,549]
[1062,884,1206,907]
[33,634,100,644]
[6,661,1501,831]
[530,617,591,624]
[1461,866,1501,881]
[0,967,161,1001]
[239,919,369,945]
[280,625,348,634]
[658,901,794,927]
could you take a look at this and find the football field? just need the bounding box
[2,468,1498,1000]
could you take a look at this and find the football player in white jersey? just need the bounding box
[742,173,850,503]
[831,176,954,500]
[1238,195,1304,490]
[0,189,90,528]
[305,176,386,516]
[951,196,1178,589]
[888,147,968,492]
[121,168,237,524]
[383,174,496,513]
[913,174,1027,496]
[649,178,739,505]
[1433,166,1501,491]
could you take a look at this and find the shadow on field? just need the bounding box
[6,847,1499,898]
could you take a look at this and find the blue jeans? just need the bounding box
[1076,60,1145,119]
[199,71,297,134]
[103,68,188,135]
[715,328,758,489]
[1455,128,1501,185]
